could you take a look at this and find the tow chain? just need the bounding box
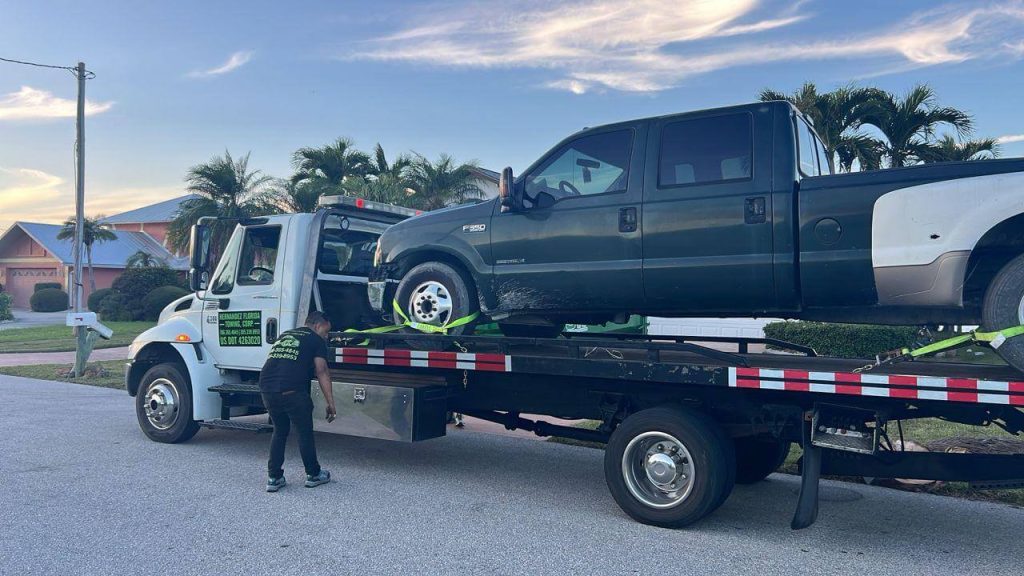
[853,324,1024,373]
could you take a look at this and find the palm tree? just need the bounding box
[167,150,276,254]
[920,135,999,163]
[272,179,328,213]
[57,215,117,293]
[291,137,372,194]
[126,250,164,268]
[406,154,485,211]
[760,82,884,171]
[368,143,411,179]
[860,85,974,168]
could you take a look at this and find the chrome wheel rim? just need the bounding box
[409,281,453,326]
[144,378,180,431]
[621,431,695,509]
[1018,293,1024,325]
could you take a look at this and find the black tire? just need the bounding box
[135,363,200,444]
[604,406,736,528]
[734,437,791,484]
[982,253,1024,373]
[498,322,564,339]
[395,262,480,336]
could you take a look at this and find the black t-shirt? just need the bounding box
[259,327,329,394]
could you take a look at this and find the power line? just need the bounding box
[0,56,95,78]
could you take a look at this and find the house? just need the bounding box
[468,167,500,199]
[0,195,194,309]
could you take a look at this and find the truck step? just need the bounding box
[208,383,261,394]
[199,419,273,433]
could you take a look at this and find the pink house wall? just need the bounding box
[110,222,170,245]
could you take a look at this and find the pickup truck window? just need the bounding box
[797,118,827,176]
[236,226,281,286]
[658,113,752,187]
[524,129,632,206]
[318,229,377,277]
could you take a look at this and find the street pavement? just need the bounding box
[0,309,67,331]
[1,375,1022,576]
[0,346,129,367]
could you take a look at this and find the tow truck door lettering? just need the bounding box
[217,310,263,347]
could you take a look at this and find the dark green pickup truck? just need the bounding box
[369,101,1024,369]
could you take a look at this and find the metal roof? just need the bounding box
[100,194,199,224]
[4,222,187,269]
[469,167,500,183]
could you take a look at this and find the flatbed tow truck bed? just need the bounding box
[205,331,1024,529]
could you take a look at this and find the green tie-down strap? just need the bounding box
[337,299,480,345]
[905,325,1024,359]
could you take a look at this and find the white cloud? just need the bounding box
[997,134,1024,144]
[0,86,114,121]
[188,50,254,78]
[346,0,1024,93]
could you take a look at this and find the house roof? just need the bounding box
[0,222,187,269]
[469,167,500,183]
[100,194,199,224]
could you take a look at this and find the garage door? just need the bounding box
[7,268,62,309]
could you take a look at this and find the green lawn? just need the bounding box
[0,322,153,353]
[0,359,125,389]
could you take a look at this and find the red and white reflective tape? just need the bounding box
[728,367,1024,406]
[335,348,512,372]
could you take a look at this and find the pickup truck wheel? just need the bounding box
[982,253,1024,373]
[604,406,735,528]
[135,363,200,444]
[395,262,480,336]
[734,437,790,484]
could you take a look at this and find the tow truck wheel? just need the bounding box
[604,406,735,528]
[982,253,1024,373]
[395,262,480,336]
[734,437,791,484]
[135,363,200,444]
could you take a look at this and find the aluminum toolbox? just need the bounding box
[311,370,448,442]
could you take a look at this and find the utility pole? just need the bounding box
[72,61,88,377]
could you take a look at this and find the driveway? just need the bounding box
[0,309,67,331]
[2,375,1022,576]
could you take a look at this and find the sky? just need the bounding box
[1,0,1023,232]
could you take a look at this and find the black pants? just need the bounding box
[262,391,321,479]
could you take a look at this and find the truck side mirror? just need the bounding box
[499,167,520,212]
[188,223,212,291]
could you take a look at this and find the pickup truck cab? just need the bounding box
[370,101,1024,369]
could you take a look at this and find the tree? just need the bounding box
[760,82,884,171]
[126,250,164,268]
[860,85,974,168]
[167,150,276,254]
[57,215,117,293]
[291,137,371,194]
[271,179,327,213]
[406,154,485,211]
[919,135,999,163]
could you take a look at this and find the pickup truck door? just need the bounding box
[200,223,285,370]
[489,124,646,313]
[642,108,776,313]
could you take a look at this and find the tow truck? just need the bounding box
[126,196,1024,529]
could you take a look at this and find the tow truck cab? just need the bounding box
[125,197,414,403]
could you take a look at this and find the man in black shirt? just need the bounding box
[259,310,337,492]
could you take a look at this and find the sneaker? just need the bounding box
[266,476,287,492]
[305,469,331,488]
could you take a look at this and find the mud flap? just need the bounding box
[791,421,822,530]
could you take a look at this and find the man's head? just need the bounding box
[305,310,331,338]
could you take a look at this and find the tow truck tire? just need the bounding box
[734,437,790,484]
[135,363,200,444]
[604,406,735,528]
[395,262,480,336]
[982,253,1024,373]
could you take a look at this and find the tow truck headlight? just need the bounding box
[373,242,383,267]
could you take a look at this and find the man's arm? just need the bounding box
[314,357,337,422]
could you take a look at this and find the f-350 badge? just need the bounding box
[462,224,486,233]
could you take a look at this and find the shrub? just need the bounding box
[763,321,920,359]
[98,293,134,322]
[0,293,13,321]
[34,282,62,293]
[110,266,185,320]
[142,286,190,321]
[87,288,114,312]
[29,288,69,312]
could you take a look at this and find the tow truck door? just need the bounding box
[200,222,286,370]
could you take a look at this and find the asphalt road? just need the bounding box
[2,376,1022,576]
